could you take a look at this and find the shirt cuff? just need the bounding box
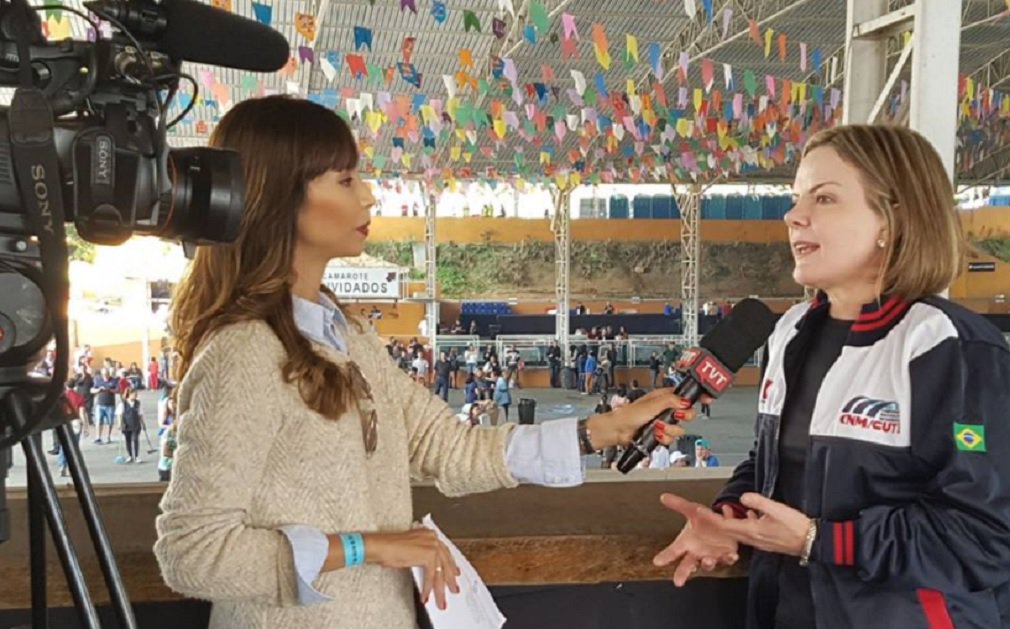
[279,525,335,606]
[504,417,585,487]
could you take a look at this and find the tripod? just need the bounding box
[2,387,138,629]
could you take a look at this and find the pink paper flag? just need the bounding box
[799,42,807,72]
[561,13,578,39]
[765,74,776,98]
[722,7,732,40]
[542,65,556,82]
[678,86,688,108]
[732,93,743,118]
[701,58,714,91]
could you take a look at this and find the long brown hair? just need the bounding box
[802,125,964,301]
[171,96,359,419]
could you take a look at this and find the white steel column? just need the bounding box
[678,185,701,348]
[843,0,890,124]
[424,187,438,354]
[552,187,571,366]
[908,0,961,181]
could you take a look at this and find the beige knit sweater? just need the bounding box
[154,320,518,629]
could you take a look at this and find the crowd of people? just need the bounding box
[36,344,180,482]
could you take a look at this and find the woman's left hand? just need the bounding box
[692,492,811,557]
[586,388,710,450]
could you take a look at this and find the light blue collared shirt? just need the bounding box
[280,294,584,605]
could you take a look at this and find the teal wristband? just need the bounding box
[340,533,366,568]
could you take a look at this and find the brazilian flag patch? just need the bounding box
[954,423,986,453]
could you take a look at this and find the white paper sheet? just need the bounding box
[411,514,506,629]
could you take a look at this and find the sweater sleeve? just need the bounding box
[368,336,518,497]
[154,322,301,606]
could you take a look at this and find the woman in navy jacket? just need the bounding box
[655,125,1010,629]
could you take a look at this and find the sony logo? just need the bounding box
[31,164,54,235]
[93,135,114,186]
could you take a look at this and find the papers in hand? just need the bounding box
[411,514,506,629]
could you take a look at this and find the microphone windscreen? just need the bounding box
[161,0,290,71]
[699,298,777,372]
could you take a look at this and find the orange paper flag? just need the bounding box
[748,19,760,46]
[295,13,316,42]
[459,48,474,69]
[777,33,787,62]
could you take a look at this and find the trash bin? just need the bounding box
[562,367,577,390]
[518,398,536,425]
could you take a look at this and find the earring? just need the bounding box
[877,239,886,248]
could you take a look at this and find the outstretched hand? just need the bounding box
[653,493,741,587]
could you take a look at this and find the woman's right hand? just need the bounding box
[362,529,460,610]
[653,494,741,586]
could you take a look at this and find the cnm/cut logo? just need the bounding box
[839,396,900,434]
[31,164,54,234]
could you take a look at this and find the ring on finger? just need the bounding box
[435,566,444,573]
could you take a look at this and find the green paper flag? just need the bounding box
[529,2,549,32]
[478,79,490,96]
[373,155,387,169]
[463,10,481,32]
[584,87,597,106]
[46,0,62,20]
[241,74,259,93]
[367,64,383,86]
[744,69,757,98]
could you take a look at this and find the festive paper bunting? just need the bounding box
[346,54,368,78]
[678,50,689,83]
[592,24,611,69]
[298,46,314,63]
[799,42,807,71]
[561,38,578,59]
[493,18,506,38]
[354,26,373,51]
[765,75,776,98]
[458,49,474,69]
[701,58,714,92]
[648,43,663,80]
[683,0,696,19]
[431,1,447,24]
[210,0,231,12]
[723,63,733,90]
[463,10,481,32]
[571,69,587,95]
[402,37,415,63]
[812,48,823,73]
[777,33,787,62]
[295,13,316,41]
[499,0,515,16]
[702,0,713,24]
[625,34,639,64]
[401,0,416,14]
[523,24,537,43]
[748,19,760,45]
[562,13,578,39]
[251,2,271,26]
[530,2,549,32]
[764,28,773,58]
[542,65,556,82]
[594,71,608,97]
[743,69,757,96]
[47,15,71,38]
[722,7,732,39]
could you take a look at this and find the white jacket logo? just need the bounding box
[839,396,901,434]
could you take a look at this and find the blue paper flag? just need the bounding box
[702,0,713,24]
[325,50,342,68]
[599,115,612,131]
[431,0,447,24]
[812,48,822,73]
[648,42,662,77]
[723,100,733,121]
[412,93,427,111]
[251,2,271,26]
[392,137,405,149]
[354,26,373,51]
[533,82,548,102]
[524,24,537,44]
[595,71,609,98]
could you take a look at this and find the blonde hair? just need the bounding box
[802,125,964,301]
[171,96,360,420]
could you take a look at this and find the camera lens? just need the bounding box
[164,147,244,244]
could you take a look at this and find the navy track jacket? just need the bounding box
[715,294,1010,629]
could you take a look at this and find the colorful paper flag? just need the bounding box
[764,28,773,58]
[493,18,506,39]
[523,24,537,43]
[463,10,481,32]
[701,57,714,91]
[722,7,732,40]
[799,42,807,72]
[683,0,696,19]
[251,2,271,26]
[777,33,787,62]
[649,43,663,80]
[354,26,373,51]
[592,24,611,69]
[748,19,760,46]
[626,34,639,63]
[702,0,713,24]
[431,1,447,24]
[402,37,416,63]
[562,12,579,39]
[529,2,549,32]
[400,0,417,14]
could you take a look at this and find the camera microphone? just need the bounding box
[616,299,777,474]
[85,0,290,72]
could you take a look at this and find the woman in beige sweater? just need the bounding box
[154,96,696,629]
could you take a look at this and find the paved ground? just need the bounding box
[3,386,760,488]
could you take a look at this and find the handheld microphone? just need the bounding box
[616,298,777,474]
[85,0,291,72]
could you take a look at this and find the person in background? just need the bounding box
[649,352,662,389]
[159,348,172,384]
[463,373,478,405]
[73,366,95,438]
[126,362,145,390]
[411,351,429,386]
[58,381,86,478]
[609,384,630,409]
[547,340,562,388]
[648,445,671,470]
[694,438,719,467]
[120,388,144,464]
[575,302,588,315]
[91,368,118,445]
[433,352,451,402]
[493,368,512,422]
[504,347,521,388]
[448,348,461,389]
[464,344,479,375]
[468,319,478,336]
[158,420,178,482]
[582,351,597,395]
[603,302,615,315]
[670,451,690,467]
[148,357,160,391]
